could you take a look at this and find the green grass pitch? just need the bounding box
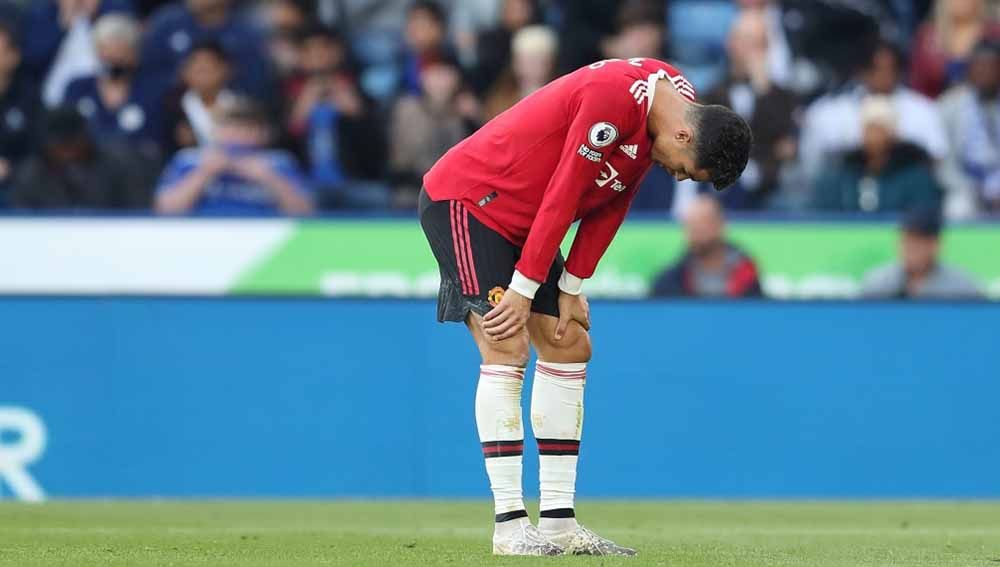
[1,501,999,566]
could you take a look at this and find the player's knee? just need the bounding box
[567,329,592,363]
[574,331,593,362]
[538,324,591,363]
[481,330,531,367]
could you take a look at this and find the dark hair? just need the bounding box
[187,39,230,65]
[409,1,446,25]
[901,208,942,238]
[0,21,19,48]
[687,104,752,191]
[42,106,89,145]
[863,39,906,73]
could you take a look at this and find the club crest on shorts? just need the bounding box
[588,122,618,148]
[488,286,506,307]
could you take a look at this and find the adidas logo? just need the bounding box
[619,144,638,160]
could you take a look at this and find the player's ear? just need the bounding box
[674,128,693,146]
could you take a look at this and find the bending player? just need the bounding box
[419,58,751,556]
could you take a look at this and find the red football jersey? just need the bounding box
[424,58,696,286]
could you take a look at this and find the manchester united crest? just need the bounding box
[487,286,505,307]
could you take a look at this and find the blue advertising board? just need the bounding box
[1,299,997,499]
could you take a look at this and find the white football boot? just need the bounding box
[492,518,564,556]
[547,524,637,556]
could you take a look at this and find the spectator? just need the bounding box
[390,58,475,209]
[162,41,236,153]
[63,14,164,162]
[602,2,665,60]
[262,0,308,81]
[910,0,1000,98]
[556,0,617,74]
[449,0,502,69]
[735,0,795,89]
[400,1,455,95]
[948,41,1000,212]
[702,9,798,209]
[286,25,388,209]
[11,105,149,209]
[314,0,408,32]
[0,23,41,205]
[938,40,1000,216]
[800,41,949,182]
[861,209,982,299]
[651,195,764,298]
[155,97,313,216]
[141,0,271,98]
[22,0,134,106]
[470,0,539,94]
[483,25,556,121]
[813,96,943,213]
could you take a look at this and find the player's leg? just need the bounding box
[465,311,530,527]
[525,274,637,556]
[465,314,560,555]
[418,190,560,556]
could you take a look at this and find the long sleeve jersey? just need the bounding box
[423,57,696,293]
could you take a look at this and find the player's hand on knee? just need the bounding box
[555,292,590,340]
[483,289,531,341]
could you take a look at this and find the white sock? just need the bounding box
[476,364,528,525]
[531,361,586,535]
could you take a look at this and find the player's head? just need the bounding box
[650,102,752,191]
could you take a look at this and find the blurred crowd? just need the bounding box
[0,0,999,219]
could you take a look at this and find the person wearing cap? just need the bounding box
[812,95,943,213]
[860,209,983,299]
[10,105,149,209]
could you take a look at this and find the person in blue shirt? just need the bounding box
[20,0,133,82]
[62,13,164,162]
[154,96,313,216]
[141,0,271,99]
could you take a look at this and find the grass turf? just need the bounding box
[1,501,999,566]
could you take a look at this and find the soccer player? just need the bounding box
[419,57,751,556]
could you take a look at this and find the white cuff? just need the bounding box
[558,269,584,295]
[508,270,541,299]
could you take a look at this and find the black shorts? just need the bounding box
[419,188,562,323]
